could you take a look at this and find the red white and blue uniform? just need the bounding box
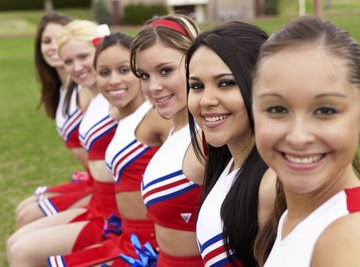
[64,93,119,252]
[264,186,360,267]
[78,94,117,160]
[48,101,158,267]
[36,86,93,216]
[56,85,83,149]
[142,125,203,266]
[196,158,241,267]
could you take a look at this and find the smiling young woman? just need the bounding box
[252,16,360,267]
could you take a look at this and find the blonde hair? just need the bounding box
[57,20,99,57]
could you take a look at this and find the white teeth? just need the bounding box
[204,115,229,122]
[156,95,172,103]
[285,154,322,164]
[109,89,126,95]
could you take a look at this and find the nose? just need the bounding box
[109,72,123,87]
[199,86,219,107]
[285,116,315,150]
[73,60,83,72]
[148,76,163,93]
[50,39,57,50]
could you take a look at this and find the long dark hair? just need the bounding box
[186,21,269,266]
[252,16,360,266]
[35,12,71,119]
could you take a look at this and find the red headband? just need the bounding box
[148,19,190,38]
[92,37,105,47]
[92,24,111,47]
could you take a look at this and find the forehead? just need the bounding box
[255,45,349,90]
[189,46,230,75]
[254,45,354,100]
[97,45,130,63]
[42,23,64,37]
[60,38,94,57]
[136,42,184,69]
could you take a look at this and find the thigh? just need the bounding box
[16,202,45,229]
[8,207,87,246]
[9,220,89,267]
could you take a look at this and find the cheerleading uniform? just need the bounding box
[196,158,242,267]
[264,186,360,267]
[64,93,119,252]
[36,86,93,216]
[142,125,203,266]
[48,101,159,267]
[56,85,83,149]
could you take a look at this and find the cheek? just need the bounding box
[254,117,273,156]
[64,65,73,76]
[40,44,47,56]
[187,92,199,117]
[96,77,107,93]
[140,81,150,98]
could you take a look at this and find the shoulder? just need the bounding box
[137,107,173,146]
[312,212,360,267]
[257,168,277,228]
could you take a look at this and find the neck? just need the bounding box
[56,67,68,87]
[171,106,189,133]
[116,93,146,120]
[228,134,255,172]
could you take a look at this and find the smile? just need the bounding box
[108,89,127,96]
[203,114,229,122]
[284,154,324,164]
[155,95,172,104]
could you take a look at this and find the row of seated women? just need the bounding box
[7,10,360,267]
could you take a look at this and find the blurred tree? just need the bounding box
[44,0,53,13]
[314,0,321,16]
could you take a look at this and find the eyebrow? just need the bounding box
[315,93,347,99]
[137,61,174,73]
[189,73,234,81]
[257,92,347,99]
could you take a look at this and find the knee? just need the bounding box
[7,236,37,267]
[7,237,23,266]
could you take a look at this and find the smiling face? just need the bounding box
[252,45,360,195]
[188,46,252,151]
[59,38,96,88]
[96,44,143,113]
[135,42,187,120]
[41,23,64,68]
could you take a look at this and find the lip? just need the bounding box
[201,113,230,129]
[280,151,326,171]
[107,88,127,98]
[153,94,173,108]
[77,72,89,80]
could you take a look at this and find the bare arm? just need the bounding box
[257,168,277,229]
[311,212,360,267]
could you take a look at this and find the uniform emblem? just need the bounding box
[180,213,192,223]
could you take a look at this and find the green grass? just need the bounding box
[0,37,81,266]
[0,6,359,267]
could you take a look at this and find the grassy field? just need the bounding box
[0,4,359,266]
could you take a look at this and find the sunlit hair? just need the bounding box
[57,20,99,57]
[130,13,200,78]
[253,16,360,266]
[57,20,99,115]
[35,12,71,119]
[94,32,133,69]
